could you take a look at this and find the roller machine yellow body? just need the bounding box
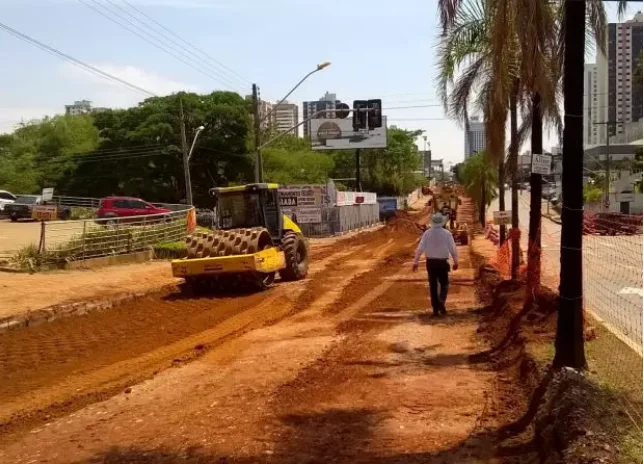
[171,183,310,291]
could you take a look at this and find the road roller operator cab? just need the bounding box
[209,183,302,240]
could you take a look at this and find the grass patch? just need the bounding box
[69,206,96,220]
[153,241,187,259]
[585,322,643,464]
[11,219,189,270]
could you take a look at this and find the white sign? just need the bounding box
[617,192,635,202]
[336,191,377,206]
[287,207,322,224]
[531,154,552,175]
[493,210,512,225]
[310,116,388,150]
[42,187,54,202]
[278,185,332,208]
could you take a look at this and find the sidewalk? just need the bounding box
[0,227,510,462]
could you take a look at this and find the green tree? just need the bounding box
[263,135,334,184]
[328,127,423,196]
[66,91,252,205]
[458,151,497,224]
[0,115,99,194]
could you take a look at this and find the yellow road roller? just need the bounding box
[171,183,310,291]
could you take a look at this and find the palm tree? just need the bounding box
[438,0,617,369]
[553,0,630,369]
[459,151,498,224]
[437,0,513,235]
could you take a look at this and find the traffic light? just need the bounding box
[353,100,368,131]
[367,99,382,128]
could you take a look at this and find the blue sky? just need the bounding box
[0,0,639,167]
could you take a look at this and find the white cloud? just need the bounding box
[0,107,60,134]
[59,62,199,108]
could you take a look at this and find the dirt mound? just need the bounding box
[536,369,621,464]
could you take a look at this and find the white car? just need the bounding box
[0,190,16,212]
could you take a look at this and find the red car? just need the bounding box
[97,197,171,222]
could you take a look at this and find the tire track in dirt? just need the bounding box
[0,219,426,442]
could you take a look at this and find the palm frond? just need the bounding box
[587,0,607,56]
[438,0,464,36]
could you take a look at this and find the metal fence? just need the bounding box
[39,208,193,262]
[298,204,381,237]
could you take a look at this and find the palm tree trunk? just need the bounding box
[528,93,543,291]
[554,0,587,369]
[509,83,520,278]
[480,176,486,226]
[499,159,506,244]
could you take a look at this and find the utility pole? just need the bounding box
[593,120,622,211]
[179,98,192,205]
[252,83,263,183]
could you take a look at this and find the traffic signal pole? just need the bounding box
[355,149,361,191]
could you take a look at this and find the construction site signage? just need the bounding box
[32,205,58,221]
[336,191,377,206]
[310,117,388,150]
[283,207,322,224]
[531,154,552,175]
[493,210,512,225]
[278,185,332,208]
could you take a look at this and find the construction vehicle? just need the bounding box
[171,183,309,291]
[428,183,469,245]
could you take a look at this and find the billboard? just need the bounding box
[278,185,333,208]
[310,116,387,150]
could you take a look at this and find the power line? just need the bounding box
[102,0,246,91]
[119,0,251,86]
[79,0,243,93]
[0,21,156,97]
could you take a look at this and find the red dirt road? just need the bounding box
[0,201,508,463]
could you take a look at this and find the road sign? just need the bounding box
[42,187,54,202]
[32,205,57,221]
[531,154,552,175]
[493,210,512,225]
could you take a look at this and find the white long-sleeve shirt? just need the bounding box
[413,227,458,266]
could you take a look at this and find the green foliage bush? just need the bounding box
[153,241,187,259]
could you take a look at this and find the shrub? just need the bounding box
[153,241,187,259]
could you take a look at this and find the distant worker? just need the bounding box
[412,212,459,316]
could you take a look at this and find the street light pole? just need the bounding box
[184,125,205,206]
[252,61,331,183]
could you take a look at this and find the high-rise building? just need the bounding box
[596,12,643,139]
[302,91,339,137]
[464,116,485,159]
[583,64,605,146]
[272,101,299,135]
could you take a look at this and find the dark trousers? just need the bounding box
[426,259,450,314]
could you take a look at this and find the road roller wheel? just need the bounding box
[280,232,309,281]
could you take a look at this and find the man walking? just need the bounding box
[412,213,459,316]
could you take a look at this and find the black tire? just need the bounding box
[280,232,309,281]
[10,216,17,222]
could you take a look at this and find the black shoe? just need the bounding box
[439,305,447,315]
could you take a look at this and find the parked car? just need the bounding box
[5,195,41,221]
[0,190,17,214]
[97,197,171,223]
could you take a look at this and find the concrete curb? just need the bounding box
[0,285,172,333]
